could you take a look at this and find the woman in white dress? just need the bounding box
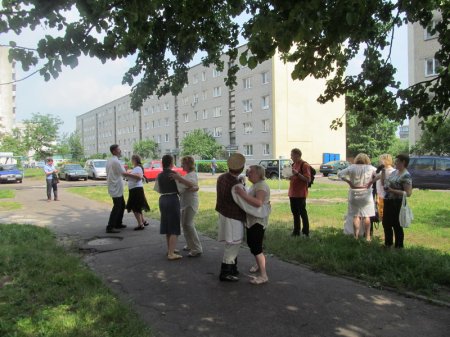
[170,156,202,257]
[338,153,376,241]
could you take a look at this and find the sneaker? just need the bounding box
[106,228,120,233]
[167,253,183,260]
[115,224,127,229]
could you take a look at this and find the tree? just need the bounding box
[23,113,63,159]
[133,139,159,159]
[346,108,398,161]
[56,132,84,160]
[411,116,450,155]
[1,1,448,127]
[387,138,409,157]
[0,128,28,159]
[180,129,222,159]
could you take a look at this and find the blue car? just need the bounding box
[0,164,23,183]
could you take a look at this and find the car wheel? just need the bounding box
[323,173,329,177]
[84,177,87,181]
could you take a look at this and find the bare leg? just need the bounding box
[363,217,371,241]
[168,234,178,255]
[255,253,268,280]
[353,216,361,239]
[133,211,143,227]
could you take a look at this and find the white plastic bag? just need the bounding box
[399,192,413,228]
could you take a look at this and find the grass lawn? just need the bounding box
[0,224,153,337]
[23,168,46,181]
[0,189,21,211]
[68,180,450,301]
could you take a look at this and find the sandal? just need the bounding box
[167,253,182,260]
[249,265,259,273]
[249,276,268,285]
[143,221,150,226]
[134,225,145,231]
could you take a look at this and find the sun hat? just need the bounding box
[227,153,246,171]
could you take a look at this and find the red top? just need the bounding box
[288,160,311,198]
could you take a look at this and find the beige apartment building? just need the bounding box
[408,11,442,148]
[0,46,16,134]
[77,45,346,165]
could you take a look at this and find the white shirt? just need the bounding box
[338,164,376,187]
[376,166,395,198]
[179,171,199,211]
[127,166,144,190]
[106,155,125,197]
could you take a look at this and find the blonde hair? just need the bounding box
[181,155,195,172]
[379,153,393,166]
[354,153,371,165]
[249,165,266,180]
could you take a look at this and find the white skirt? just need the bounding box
[347,188,375,217]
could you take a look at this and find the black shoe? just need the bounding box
[106,228,120,233]
[143,221,150,226]
[219,263,239,282]
[115,224,127,229]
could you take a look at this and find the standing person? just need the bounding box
[211,158,217,175]
[375,153,395,222]
[171,155,203,257]
[382,154,412,249]
[288,148,311,237]
[43,158,59,201]
[234,165,270,285]
[125,154,151,231]
[216,153,246,282]
[106,144,127,233]
[155,154,182,260]
[338,153,377,241]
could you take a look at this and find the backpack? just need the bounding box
[301,161,316,188]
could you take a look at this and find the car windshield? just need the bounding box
[1,165,18,171]
[93,161,107,168]
[66,164,83,170]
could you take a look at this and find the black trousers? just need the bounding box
[247,224,265,256]
[289,197,309,236]
[382,198,404,248]
[107,196,125,230]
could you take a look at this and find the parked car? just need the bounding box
[35,161,45,168]
[408,156,450,190]
[58,164,88,181]
[143,160,186,182]
[258,159,292,179]
[319,160,350,177]
[84,159,107,179]
[0,164,23,183]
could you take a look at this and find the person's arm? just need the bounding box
[170,172,199,191]
[235,186,266,207]
[337,167,354,187]
[123,168,142,181]
[386,183,412,197]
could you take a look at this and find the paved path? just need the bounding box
[1,181,449,337]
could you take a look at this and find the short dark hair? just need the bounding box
[162,154,173,169]
[396,154,410,168]
[110,144,119,154]
[291,148,302,157]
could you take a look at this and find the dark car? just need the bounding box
[319,160,350,177]
[58,164,88,181]
[258,159,292,179]
[0,164,23,183]
[408,156,450,190]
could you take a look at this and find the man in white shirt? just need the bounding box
[106,144,127,233]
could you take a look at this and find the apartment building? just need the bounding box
[0,46,16,134]
[77,45,346,165]
[408,11,442,148]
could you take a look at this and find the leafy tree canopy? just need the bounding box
[0,127,28,157]
[23,113,63,159]
[411,115,450,155]
[1,1,449,127]
[180,129,222,159]
[133,139,159,159]
[57,132,84,160]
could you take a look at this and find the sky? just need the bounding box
[2,14,409,136]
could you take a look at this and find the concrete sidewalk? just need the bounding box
[1,182,449,337]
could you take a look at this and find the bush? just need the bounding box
[196,161,227,173]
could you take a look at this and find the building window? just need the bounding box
[261,95,269,109]
[263,144,270,155]
[243,122,253,134]
[144,107,149,116]
[213,68,221,78]
[193,74,199,84]
[183,96,189,105]
[424,20,438,40]
[155,105,161,112]
[202,109,208,119]
[262,72,269,84]
[202,90,207,100]
[194,111,199,120]
[193,93,199,104]
[165,134,169,142]
[243,77,252,89]
[183,113,189,122]
[243,144,253,156]
[243,99,253,112]
[202,71,206,81]
[213,127,222,137]
[164,102,169,110]
[213,106,222,117]
[157,135,161,143]
[425,58,441,77]
[262,119,270,132]
[213,86,222,97]
[165,117,169,126]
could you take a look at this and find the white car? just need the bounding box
[84,159,107,179]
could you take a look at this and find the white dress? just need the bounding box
[338,164,377,235]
